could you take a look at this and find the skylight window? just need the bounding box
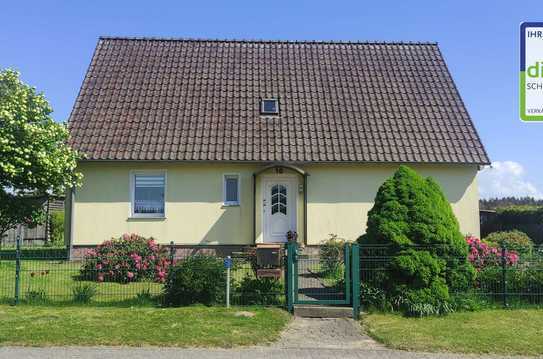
[261,99,279,115]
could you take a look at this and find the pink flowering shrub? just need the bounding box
[80,234,170,283]
[465,235,519,271]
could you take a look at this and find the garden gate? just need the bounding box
[285,242,360,318]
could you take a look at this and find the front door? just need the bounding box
[263,177,297,243]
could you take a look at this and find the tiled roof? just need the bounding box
[68,37,489,164]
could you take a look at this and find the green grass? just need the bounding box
[363,310,543,356]
[0,305,290,347]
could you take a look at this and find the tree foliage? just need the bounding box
[0,69,81,236]
[0,191,46,236]
[480,197,543,210]
[359,165,475,315]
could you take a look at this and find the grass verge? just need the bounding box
[363,309,543,356]
[0,305,290,347]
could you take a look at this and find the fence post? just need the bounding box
[226,256,231,308]
[286,241,295,313]
[351,243,360,320]
[501,244,508,308]
[283,243,289,310]
[14,228,21,305]
[169,241,175,264]
[344,243,351,304]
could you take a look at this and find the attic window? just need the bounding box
[261,99,279,115]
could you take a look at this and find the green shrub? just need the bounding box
[0,247,67,260]
[235,276,283,305]
[358,166,475,315]
[134,288,156,306]
[496,206,543,224]
[71,283,97,303]
[319,234,345,277]
[163,255,225,306]
[450,292,488,312]
[477,263,543,304]
[484,230,533,256]
[482,206,543,246]
[25,290,48,304]
[49,211,64,246]
[360,283,388,311]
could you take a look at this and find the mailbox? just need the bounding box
[256,245,281,268]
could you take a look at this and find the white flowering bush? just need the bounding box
[0,69,82,235]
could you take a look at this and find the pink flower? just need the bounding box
[86,249,97,257]
[465,235,519,270]
[127,272,134,279]
[97,274,104,282]
[96,263,103,270]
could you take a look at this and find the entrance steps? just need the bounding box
[293,305,353,318]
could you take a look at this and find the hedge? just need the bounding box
[0,247,68,260]
[481,206,543,246]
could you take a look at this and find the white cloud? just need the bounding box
[478,161,543,199]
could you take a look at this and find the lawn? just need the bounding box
[363,310,543,356]
[0,259,257,304]
[0,305,290,347]
[0,260,163,303]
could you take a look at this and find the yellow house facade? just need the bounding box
[68,161,480,249]
[66,37,489,256]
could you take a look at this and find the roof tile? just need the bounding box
[69,37,489,164]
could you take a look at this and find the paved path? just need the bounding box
[0,318,531,358]
[274,317,383,350]
[297,252,345,302]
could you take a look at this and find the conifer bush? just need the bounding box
[358,166,475,315]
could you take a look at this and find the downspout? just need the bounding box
[303,174,308,246]
[252,173,256,244]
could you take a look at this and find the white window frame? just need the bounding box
[129,170,167,218]
[260,98,279,115]
[223,173,241,206]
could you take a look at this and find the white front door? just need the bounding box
[263,177,297,243]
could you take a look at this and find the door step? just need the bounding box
[294,305,353,318]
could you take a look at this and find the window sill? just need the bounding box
[127,216,166,221]
[222,203,240,208]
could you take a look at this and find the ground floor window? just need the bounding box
[223,174,240,205]
[131,172,165,217]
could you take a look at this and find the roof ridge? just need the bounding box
[98,36,438,46]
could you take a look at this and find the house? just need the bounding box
[66,37,489,257]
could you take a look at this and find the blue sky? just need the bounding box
[2,1,542,198]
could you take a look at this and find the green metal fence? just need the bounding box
[359,245,543,309]
[0,237,284,306]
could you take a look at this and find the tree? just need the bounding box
[359,165,475,315]
[0,69,81,239]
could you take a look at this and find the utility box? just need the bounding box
[256,244,282,268]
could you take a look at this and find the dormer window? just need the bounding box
[261,99,279,115]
